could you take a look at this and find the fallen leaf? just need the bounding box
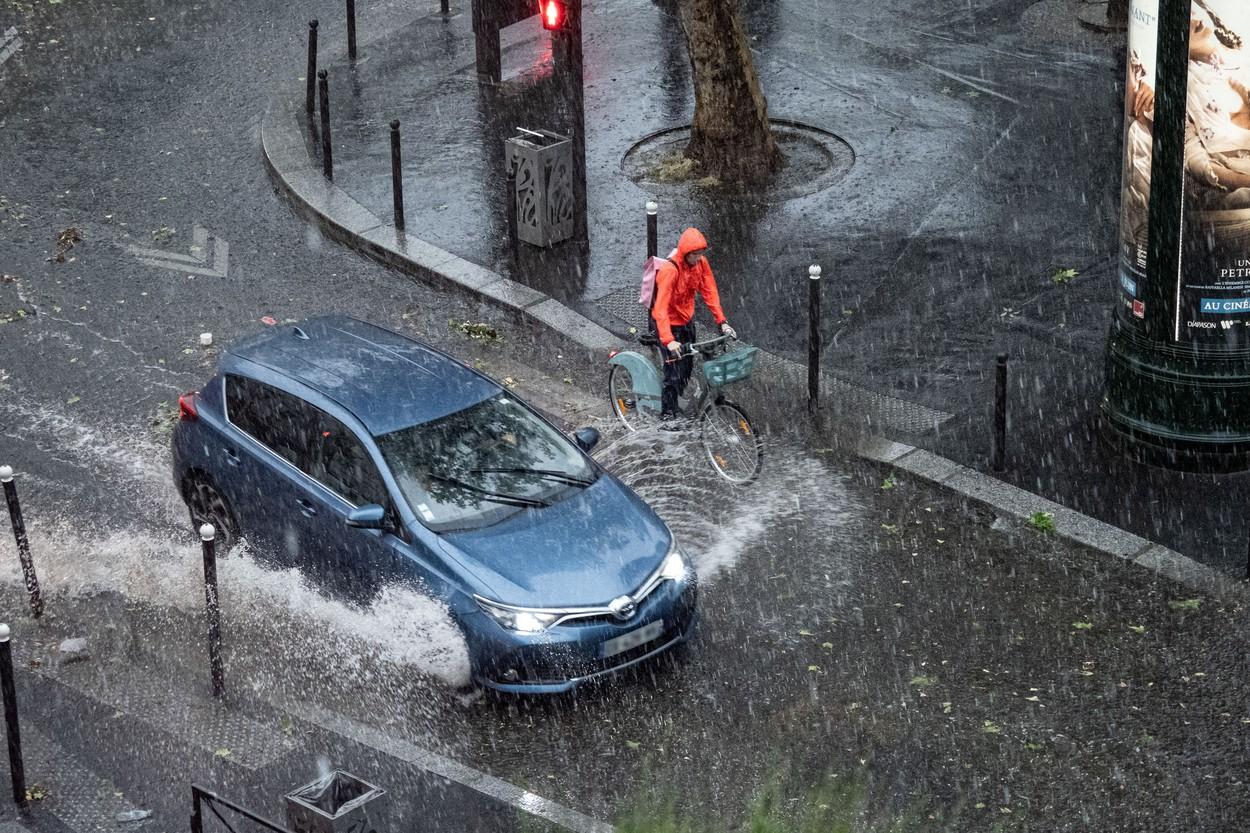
[214,748,232,758]
[624,740,640,750]
[1168,598,1201,612]
[1071,621,1093,631]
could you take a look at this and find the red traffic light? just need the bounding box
[539,0,565,30]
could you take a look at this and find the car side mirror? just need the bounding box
[573,427,600,452]
[345,503,386,529]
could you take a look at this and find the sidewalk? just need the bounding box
[266,0,1250,575]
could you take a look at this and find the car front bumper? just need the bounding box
[468,579,698,694]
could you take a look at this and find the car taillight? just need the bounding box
[178,392,199,422]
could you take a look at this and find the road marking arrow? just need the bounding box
[127,225,229,278]
[0,27,22,69]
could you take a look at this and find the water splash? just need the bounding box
[4,518,471,688]
[595,429,858,582]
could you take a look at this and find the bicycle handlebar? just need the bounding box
[664,333,734,361]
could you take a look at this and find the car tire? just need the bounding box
[184,475,241,555]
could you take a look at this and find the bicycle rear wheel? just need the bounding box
[609,364,662,432]
[699,400,762,484]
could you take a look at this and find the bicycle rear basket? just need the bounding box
[703,346,759,386]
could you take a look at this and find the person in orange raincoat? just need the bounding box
[651,228,737,422]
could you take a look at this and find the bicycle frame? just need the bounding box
[608,337,730,415]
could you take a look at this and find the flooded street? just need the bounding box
[1,382,1247,830]
[3,0,1250,828]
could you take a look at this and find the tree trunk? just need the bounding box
[678,0,781,186]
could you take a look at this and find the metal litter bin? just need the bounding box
[505,128,574,247]
[285,771,387,833]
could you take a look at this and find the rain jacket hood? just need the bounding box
[675,227,709,261]
[652,227,726,346]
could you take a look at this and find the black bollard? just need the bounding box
[440,0,449,13]
[505,164,519,267]
[0,625,26,811]
[318,70,333,179]
[0,468,42,620]
[993,353,1008,472]
[808,265,822,412]
[646,201,658,259]
[305,20,319,114]
[199,525,225,699]
[390,120,405,230]
[346,0,357,61]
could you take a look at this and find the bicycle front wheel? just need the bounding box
[699,400,762,484]
[609,363,661,432]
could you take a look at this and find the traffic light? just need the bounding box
[539,0,565,30]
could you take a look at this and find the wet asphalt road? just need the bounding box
[3,1,1250,832]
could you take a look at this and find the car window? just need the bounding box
[306,410,388,508]
[224,374,310,467]
[377,393,596,531]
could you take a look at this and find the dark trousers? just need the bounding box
[659,322,696,417]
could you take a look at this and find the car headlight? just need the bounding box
[660,543,689,581]
[475,598,562,633]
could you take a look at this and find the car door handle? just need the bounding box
[297,498,318,517]
[223,448,241,466]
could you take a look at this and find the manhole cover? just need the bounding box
[622,119,855,202]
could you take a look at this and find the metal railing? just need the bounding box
[191,785,293,833]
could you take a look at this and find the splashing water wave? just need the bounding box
[594,429,859,582]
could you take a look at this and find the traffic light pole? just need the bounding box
[554,0,588,244]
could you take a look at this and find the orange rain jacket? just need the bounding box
[652,227,727,346]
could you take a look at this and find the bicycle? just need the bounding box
[607,332,763,484]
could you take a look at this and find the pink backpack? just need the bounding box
[638,250,679,309]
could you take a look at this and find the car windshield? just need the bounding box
[376,393,597,531]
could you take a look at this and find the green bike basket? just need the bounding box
[703,345,759,386]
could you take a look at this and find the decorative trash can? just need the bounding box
[285,771,387,833]
[504,128,574,247]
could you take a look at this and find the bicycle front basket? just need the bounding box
[703,345,759,386]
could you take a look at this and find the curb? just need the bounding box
[260,84,1245,605]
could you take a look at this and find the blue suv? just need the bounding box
[171,315,697,692]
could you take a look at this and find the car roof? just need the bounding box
[225,315,500,435]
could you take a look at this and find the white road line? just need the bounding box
[284,701,617,833]
[127,225,229,277]
[0,27,21,69]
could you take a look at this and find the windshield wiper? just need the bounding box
[469,467,595,487]
[428,472,550,508]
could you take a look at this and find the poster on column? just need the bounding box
[1118,0,1160,330]
[1177,1,1250,343]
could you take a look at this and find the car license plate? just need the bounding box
[601,620,664,658]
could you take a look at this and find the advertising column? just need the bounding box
[1104,0,1250,466]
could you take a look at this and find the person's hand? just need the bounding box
[667,340,682,356]
[720,322,737,340]
[1134,83,1155,120]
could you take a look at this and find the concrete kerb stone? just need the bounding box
[261,89,623,371]
[261,84,1245,606]
[858,438,1247,603]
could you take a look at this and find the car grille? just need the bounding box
[508,623,683,685]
